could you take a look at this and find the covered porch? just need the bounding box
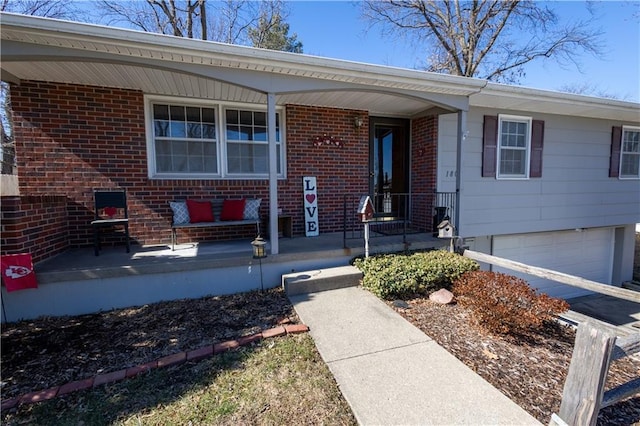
[1,232,446,322]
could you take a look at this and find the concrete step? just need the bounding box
[282,265,362,296]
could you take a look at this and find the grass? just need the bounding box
[2,334,356,425]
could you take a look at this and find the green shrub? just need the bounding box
[452,270,569,335]
[353,250,479,300]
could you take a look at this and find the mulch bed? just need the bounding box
[1,287,639,425]
[389,297,640,425]
[1,288,296,401]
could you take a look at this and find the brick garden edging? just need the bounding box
[1,323,310,411]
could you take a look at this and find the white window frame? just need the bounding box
[144,95,286,180]
[497,114,532,180]
[620,125,640,179]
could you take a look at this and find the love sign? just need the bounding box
[303,176,319,237]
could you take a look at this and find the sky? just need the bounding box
[285,1,640,102]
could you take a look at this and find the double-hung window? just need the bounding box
[152,103,218,175]
[620,126,640,179]
[497,115,532,179]
[225,109,281,175]
[146,96,284,179]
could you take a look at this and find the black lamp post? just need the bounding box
[251,235,267,291]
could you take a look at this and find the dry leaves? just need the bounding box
[391,298,640,425]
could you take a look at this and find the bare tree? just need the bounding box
[1,0,80,18]
[94,0,293,46]
[363,0,603,83]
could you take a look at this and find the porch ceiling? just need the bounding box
[0,13,482,117]
[0,60,436,117]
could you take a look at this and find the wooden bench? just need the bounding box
[170,199,261,250]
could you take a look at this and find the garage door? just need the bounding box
[492,228,614,300]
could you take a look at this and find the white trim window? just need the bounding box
[145,95,285,179]
[497,115,532,179]
[225,108,281,175]
[620,126,640,179]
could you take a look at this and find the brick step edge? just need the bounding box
[1,323,310,411]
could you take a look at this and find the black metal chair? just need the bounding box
[91,190,130,256]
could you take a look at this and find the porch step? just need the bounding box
[282,265,362,296]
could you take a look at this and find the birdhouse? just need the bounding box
[357,195,375,222]
[437,219,455,238]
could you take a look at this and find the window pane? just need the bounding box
[156,139,171,156]
[187,123,202,138]
[227,125,240,140]
[621,154,640,176]
[202,108,215,124]
[186,107,200,122]
[500,149,525,175]
[202,124,216,139]
[154,120,169,137]
[240,110,253,125]
[240,126,253,141]
[153,104,169,120]
[156,155,171,172]
[226,109,238,124]
[170,105,185,121]
[170,121,186,138]
[254,127,267,141]
[254,112,266,126]
[172,141,187,156]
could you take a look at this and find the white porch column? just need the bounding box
[267,92,279,255]
[455,110,467,236]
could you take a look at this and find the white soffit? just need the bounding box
[0,13,485,97]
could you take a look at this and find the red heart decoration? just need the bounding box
[104,207,117,217]
[305,194,316,204]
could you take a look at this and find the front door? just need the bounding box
[369,117,410,216]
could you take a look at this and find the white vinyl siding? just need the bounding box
[620,126,640,179]
[438,111,640,238]
[145,95,285,179]
[497,115,531,179]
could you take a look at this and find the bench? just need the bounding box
[169,198,261,250]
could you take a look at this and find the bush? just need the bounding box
[353,250,479,300]
[452,270,569,335]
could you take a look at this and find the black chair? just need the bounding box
[91,190,130,256]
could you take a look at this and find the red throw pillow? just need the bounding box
[220,199,246,221]
[185,199,214,223]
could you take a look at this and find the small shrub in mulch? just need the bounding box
[353,250,479,299]
[452,270,569,335]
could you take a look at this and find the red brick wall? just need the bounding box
[0,195,69,263]
[411,115,439,231]
[282,105,369,235]
[8,82,373,258]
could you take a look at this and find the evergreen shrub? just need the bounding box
[353,250,479,300]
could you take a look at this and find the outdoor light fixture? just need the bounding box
[353,116,364,128]
[251,235,267,292]
[251,235,267,259]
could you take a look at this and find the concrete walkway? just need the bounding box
[289,286,541,425]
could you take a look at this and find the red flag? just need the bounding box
[1,254,38,292]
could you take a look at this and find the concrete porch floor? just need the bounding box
[34,231,445,284]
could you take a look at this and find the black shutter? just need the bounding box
[609,126,622,178]
[482,115,498,177]
[530,120,544,178]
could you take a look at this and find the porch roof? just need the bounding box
[0,12,483,116]
[2,13,638,121]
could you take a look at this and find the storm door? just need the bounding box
[369,117,410,217]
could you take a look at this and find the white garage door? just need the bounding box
[492,228,614,300]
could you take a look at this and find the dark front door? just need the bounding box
[369,117,410,216]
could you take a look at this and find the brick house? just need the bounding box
[1,13,639,304]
